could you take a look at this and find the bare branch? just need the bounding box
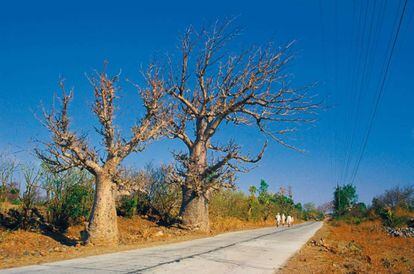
[36,65,170,180]
[146,20,318,193]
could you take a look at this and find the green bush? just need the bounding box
[0,183,20,204]
[10,199,20,205]
[42,167,94,231]
[125,164,181,224]
[371,186,414,227]
[384,214,410,228]
[136,191,152,215]
[117,196,138,218]
[302,202,325,221]
[210,190,250,220]
[209,180,304,222]
[333,184,358,217]
[47,182,94,231]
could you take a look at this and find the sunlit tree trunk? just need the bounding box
[179,184,210,232]
[86,173,118,245]
[179,138,210,231]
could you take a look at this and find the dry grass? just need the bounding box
[210,216,276,232]
[0,215,276,269]
[0,201,19,213]
[280,220,414,273]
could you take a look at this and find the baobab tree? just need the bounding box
[36,67,168,245]
[151,21,318,231]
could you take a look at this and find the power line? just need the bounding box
[349,0,409,185]
[343,0,387,185]
[340,0,372,186]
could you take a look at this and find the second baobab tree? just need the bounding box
[153,21,318,231]
[36,67,168,245]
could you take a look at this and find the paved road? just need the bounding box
[1,222,322,274]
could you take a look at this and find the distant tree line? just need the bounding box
[332,183,414,227]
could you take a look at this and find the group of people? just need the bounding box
[275,213,294,227]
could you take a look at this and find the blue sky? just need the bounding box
[0,0,413,205]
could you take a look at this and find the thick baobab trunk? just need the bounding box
[85,174,118,245]
[179,185,210,232]
[179,134,210,231]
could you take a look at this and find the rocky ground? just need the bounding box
[385,226,414,238]
[280,220,414,273]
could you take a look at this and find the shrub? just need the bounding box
[349,202,368,219]
[385,215,409,228]
[373,186,414,211]
[42,167,94,231]
[210,190,250,220]
[210,181,304,222]
[0,165,46,231]
[0,208,45,230]
[0,153,17,204]
[147,165,181,223]
[117,195,138,218]
[302,202,325,221]
[136,191,152,215]
[124,164,181,224]
[333,184,357,217]
[371,186,414,227]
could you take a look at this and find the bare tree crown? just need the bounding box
[36,67,169,180]
[154,21,318,193]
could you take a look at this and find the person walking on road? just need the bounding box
[281,213,286,226]
[287,215,293,227]
[275,213,281,227]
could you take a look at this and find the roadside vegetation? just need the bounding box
[282,184,414,273]
[0,152,321,268]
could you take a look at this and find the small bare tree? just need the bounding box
[20,165,42,229]
[0,153,18,204]
[148,21,318,231]
[36,67,168,245]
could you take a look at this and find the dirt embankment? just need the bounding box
[0,216,276,269]
[280,220,414,273]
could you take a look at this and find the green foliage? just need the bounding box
[333,184,357,217]
[372,186,414,213]
[123,164,181,224]
[349,202,367,217]
[295,202,303,211]
[331,184,370,224]
[0,183,20,206]
[63,182,94,219]
[10,198,21,205]
[0,165,45,231]
[0,153,18,204]
[371,186,414,228]
[210,180,305,222]
[117,195,138,218]
[258,180,269,201]
[301,202,324,221]
[147,165,181,223]
[272,193,295,212]
[42,167,94,231]
[210,189,250,220]
[381,209,410,228]
[248,185,257,196]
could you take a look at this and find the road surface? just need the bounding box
[1,222,322,274]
